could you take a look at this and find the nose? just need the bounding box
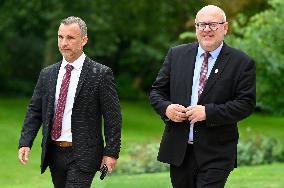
[204,25,211,31]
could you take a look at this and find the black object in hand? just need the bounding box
[100,164,108,180]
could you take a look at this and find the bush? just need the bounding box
[226,0,284,114]
[116,73,146,100]
[114,143,169,175]
[238,132,284,166]
[114,134,284,175]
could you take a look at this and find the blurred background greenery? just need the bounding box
[0,0,284,187]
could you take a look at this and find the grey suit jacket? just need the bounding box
[149,42,255,171]
[19,56,122,173]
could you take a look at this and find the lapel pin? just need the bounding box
[215,69,218,74]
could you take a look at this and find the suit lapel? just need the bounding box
[74,56,92,101]
[47,62,61,125]
[185,43,198,105]
[198,43,230,102]
[46,56,92,125]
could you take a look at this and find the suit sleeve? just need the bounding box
[205,59,256,126]
[100,68,122,159]
[18,70,44,148]
[149,48,173,120]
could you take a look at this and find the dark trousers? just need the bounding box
[48,144,96,188]
[170,144,231,188]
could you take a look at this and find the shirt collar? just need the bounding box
[62,53,86,71]
[197,42,223,59]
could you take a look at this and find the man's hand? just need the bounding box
[186,105,206,124]
[18,147,30,165]
[165,104,187,122]
[100,156,117,173]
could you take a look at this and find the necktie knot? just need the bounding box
[65,64,74,73]
[203,51,210,61]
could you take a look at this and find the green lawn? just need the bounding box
[96,164,284,188]
[0,97,284,187]
[1,164,284,188]
[121,100,284,143]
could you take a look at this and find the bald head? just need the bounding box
[195,5,226,23]
[194,5,228,52]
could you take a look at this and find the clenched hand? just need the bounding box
[100,156,117,173]
[186,105,206,124]
[165,104,187,122]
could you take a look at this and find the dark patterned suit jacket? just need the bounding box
[149,42,255,171]
[19,56,122,173]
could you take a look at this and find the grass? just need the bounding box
[0,97,284,187]
[238,114,284,140]
[1,164,284,188]
[121,100,284,143]
[95,164,284,188]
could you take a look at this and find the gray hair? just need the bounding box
[60,16,87,36]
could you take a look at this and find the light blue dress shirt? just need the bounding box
[189,43,223,141]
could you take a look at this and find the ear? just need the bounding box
[82,36,88,47]
[224,22,229,35]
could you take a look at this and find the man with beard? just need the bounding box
[18,16,122,188]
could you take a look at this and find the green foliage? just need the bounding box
[0,0,61,95]
[0,0,272,100]
[114,143,169,175]
[179,31,196,42]
[0,0,203,99]
[226,0,284,114]
[238,130,284,166]
[115,135,284,175]
[0,98,284,187]
[116,74,146,100]
[77,0,204,99]
[203,0,269,19]
[101,164,284,188]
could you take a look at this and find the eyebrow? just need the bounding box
[58,34,75,39]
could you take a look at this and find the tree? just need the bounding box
[226,0,284,114]
[0,0,204,98]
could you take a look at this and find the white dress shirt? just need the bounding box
[53,53,86,141]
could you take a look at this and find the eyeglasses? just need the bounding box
[195,22,225,31]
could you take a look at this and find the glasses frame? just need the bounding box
[195,22,225,31]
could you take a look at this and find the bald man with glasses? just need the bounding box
[150,5,255,188]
